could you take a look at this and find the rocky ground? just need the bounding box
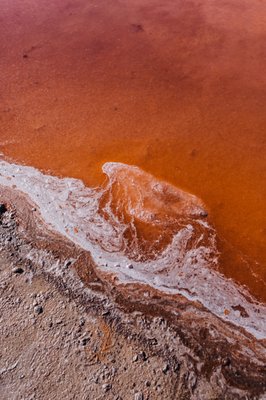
[0,187,266,400]
[0,250,178,400]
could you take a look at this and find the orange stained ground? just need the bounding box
[0,0,265,301]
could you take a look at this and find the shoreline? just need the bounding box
[0,179,266,398]
[0,158,266,340]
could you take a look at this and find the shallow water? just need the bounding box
[0,0,265,301]
[1,159,266,339]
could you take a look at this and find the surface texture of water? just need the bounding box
[0,0,265,301]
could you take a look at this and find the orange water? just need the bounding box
[0,0,265,300]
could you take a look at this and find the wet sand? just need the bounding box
[0,0,266,301]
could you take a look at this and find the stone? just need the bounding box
[0,204,7,214]
[134,393,143,400]
[102,383,112,392]
[162,363,169,374]
[174,362,181,373]
[12,267,24,274]
[65,260,72,268]
[138,351,148,361]
[81,337,89,346]
[222,357,231,367]
[156,384,162,392]
[34,305,43,315]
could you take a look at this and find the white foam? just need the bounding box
[0,159,265,339]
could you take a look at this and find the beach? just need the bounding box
[1,0,266,398]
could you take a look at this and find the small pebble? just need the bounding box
[0,204,7,214]
[81,338,89,346]
[156,384,162,392]
[12,267,24,274]
[222,357,231,367]
[134,393,143,400]
[102,383,112,392]
[34,305,43,315]
[138,351,148,361]
[162,363,169,374]
[174,362,181,373]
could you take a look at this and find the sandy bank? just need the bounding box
[0,184,266,399]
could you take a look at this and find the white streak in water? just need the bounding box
[0,159,265,339]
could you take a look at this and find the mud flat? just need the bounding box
[0,160,266,399]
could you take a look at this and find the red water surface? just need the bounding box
[0,0,265,300]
